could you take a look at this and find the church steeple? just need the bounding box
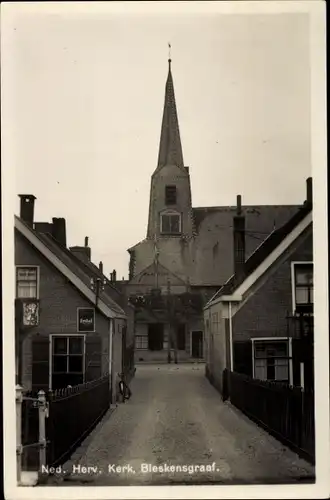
[147,52,193,241]
[157,56,184,169]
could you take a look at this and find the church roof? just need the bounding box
[190,204,301,286]
[156,59,185,170]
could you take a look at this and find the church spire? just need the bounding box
[157,51,184,169]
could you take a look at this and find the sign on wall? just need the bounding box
[77,308,95,332]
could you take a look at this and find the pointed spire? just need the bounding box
[157,51,184,169]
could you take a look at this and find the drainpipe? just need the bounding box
[109,318,114,403]
[228,302,234,372]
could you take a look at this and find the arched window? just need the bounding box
[160,210,181,235]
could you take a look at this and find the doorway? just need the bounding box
[148,323,164,351]
[191,331,203,358]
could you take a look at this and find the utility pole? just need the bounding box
[90,277,106,306]
[166,279,178,364]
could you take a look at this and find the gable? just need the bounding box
[15,229,111,332]
[15,217,126,319]
[206,210,312,312]
[232,227,313,337]
[129,261,187,287]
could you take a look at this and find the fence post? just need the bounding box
[38,390,47,472]
[16,384,23,484]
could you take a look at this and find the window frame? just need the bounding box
[135,335,148,350]
[165,185,177,205]
[49,334,86,390]
[160,210,182,235]
[15,265,40,299]
[251,337,293,385]
[291,261,313,315]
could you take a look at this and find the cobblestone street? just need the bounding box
[57,364,314,486]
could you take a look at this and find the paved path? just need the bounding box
[57,364,314,486]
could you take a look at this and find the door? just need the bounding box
[191,331,203,358]
[148,323,164,351]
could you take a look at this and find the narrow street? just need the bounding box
[58,364,314,486]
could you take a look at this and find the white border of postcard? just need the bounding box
[2,1,328,499]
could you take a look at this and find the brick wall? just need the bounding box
[15,230,118,392]
[232,228,313,342]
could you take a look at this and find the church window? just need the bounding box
[165,185,177,205]
[161,213,181,234]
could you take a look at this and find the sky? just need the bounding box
[5,3,312,279]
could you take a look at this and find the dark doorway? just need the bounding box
[191,331,203,358]
[176,324,186,350]
[148,323,164,351]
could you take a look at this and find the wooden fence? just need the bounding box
[224,369,315,464]
[46,373,110,468]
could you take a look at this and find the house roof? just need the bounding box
[207,202,312,304]
[15,216,127,319]
[64,246,130,310]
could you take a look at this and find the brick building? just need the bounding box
[126,58,302,363]
[15,195,134,402]
[204,178,313,393]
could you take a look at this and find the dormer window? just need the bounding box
[165,185,177,205]
[160,210,181,235]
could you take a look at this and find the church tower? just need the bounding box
[147,57,194,241]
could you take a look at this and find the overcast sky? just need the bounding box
[6,3,312,279]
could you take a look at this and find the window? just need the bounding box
[293,263,313,314]
[252,339,291,383]
[160,213,181,234]
[51,335,84,389]
[16,266,38,298]
[165,185,177,205]
[135,336,148,350]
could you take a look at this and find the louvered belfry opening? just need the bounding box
[165,185,177,205]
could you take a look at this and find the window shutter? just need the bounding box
[31,336,50,392]
[233,341,253,376]
[85,336,102,381]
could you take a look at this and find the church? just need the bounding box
[124,57,300,363]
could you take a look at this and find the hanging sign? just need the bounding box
[77,308,95,332]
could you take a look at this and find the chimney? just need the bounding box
[112,269,117,283]
[233,195,245,281]
[52,218,67,247]
[70,237,91,262]
[99,261,103,274]
[306,177,313,206]
[18,194,36,227]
